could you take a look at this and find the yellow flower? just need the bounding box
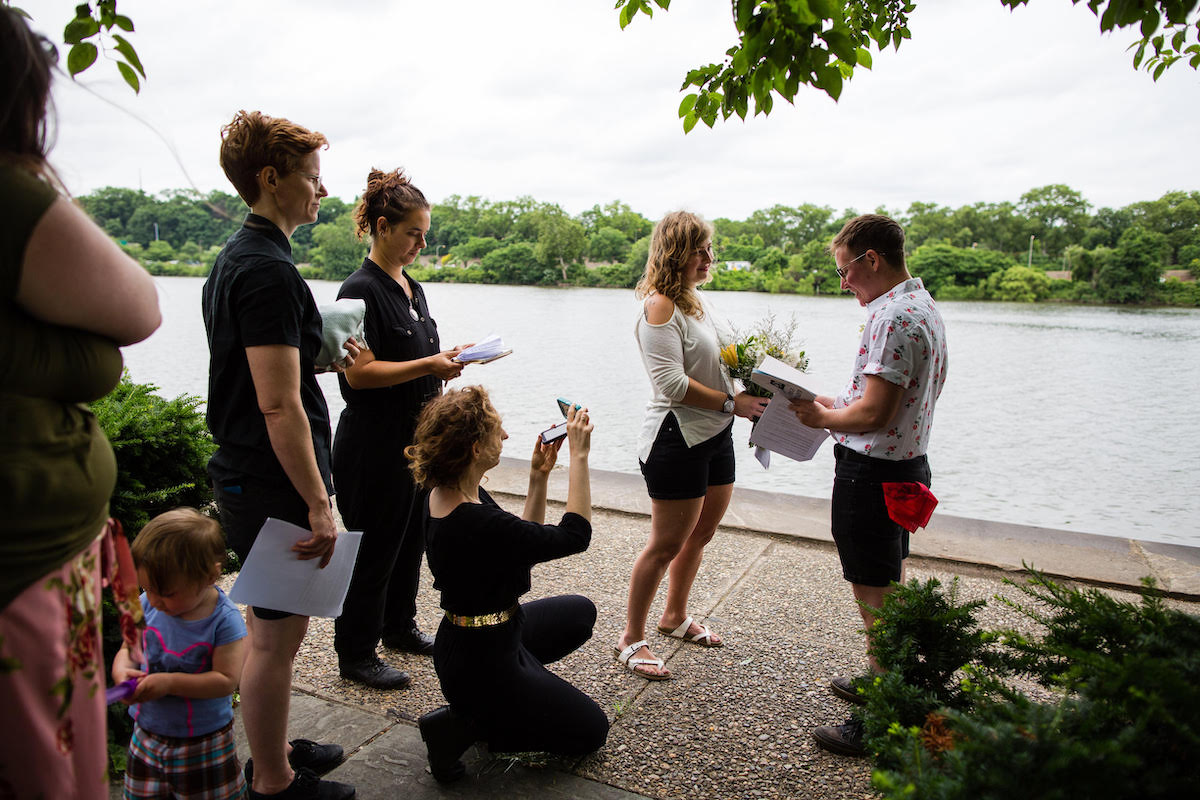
[720,343,739,368]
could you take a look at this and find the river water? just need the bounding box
[124,277,1200,547]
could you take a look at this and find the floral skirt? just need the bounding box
[0,535,109,799]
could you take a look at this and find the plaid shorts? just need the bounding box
[124,720,246,800]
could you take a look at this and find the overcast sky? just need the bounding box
[22,0,1200,221]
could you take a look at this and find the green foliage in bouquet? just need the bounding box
[859,569,1200,799]
[719,312,809,397]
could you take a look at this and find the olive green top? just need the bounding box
[0,163,122,610]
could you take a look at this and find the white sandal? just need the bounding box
[614,640,671,681]
[657,616,723,648]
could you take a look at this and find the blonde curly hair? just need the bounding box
[634,210,713,319]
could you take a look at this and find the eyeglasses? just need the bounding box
[834,250,870,279]
[693,245,715,264]
[298,172,323,189]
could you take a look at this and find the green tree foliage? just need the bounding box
[617,0,1200,131]
[588,226,633,263]
[909,243,1017,295]
[985,264,1052,302]
[481,242,543,284]
[451,236,504,262]
[1019,183,1093,258]
[310,212,365,281]
[1095,225,1169,303]
[864,570,1200,798]
[533,211,587,280]
[579,200,653,241]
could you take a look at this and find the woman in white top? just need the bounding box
[614,211,767,680]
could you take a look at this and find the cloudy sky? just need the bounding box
[22,0,1200,221]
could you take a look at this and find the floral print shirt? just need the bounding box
[832,277,948,460]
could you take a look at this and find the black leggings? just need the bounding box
[433,595,609,755]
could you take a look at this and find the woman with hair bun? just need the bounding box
[331,167,466,689]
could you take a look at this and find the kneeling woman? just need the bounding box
[406,387,608,781]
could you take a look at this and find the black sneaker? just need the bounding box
[381,623,435,656]
[245,740,343,784]
[830,675,868,706]
[247,766,355,799]
[339,656,411,690]
[813,718,866,757]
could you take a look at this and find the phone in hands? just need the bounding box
[540,397,581,444]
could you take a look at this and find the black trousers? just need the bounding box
[332,407,425,662]
[434,595,609,755]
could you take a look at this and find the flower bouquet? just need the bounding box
[720,312,809,397]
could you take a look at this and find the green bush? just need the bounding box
[863,570,1200,799]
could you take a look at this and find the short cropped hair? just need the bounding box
[131,508,226,592]
[405,386,503,489]
[634,210,713,319]
[353,167,430,240]
[218,110,328,206]
[831,214,907,270]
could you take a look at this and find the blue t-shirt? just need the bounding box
[130,587,247,738]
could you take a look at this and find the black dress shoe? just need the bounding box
[246,766,355,799]
[245,739,343,785]
[381,623,435,656]
[338,656,411,690]
[418,705,478,783]
[830,675,868,706]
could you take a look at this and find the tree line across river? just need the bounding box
[79,183,1200,307]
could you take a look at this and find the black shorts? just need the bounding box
[830,444,931,587]
[639,413,735,500]
[213,479,314,620]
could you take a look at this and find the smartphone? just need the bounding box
[539,421,569,444]
[557,398,578,418]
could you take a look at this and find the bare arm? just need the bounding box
[791,375,903,433]
[522,434,564,523]
[18,197,161,345]
[564,406,592,522]
[126,638,246,703]
[245,344,337,566]
[343,347,464,390]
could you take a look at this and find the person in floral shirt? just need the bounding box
[790,214,948,757]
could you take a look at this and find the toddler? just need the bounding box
[112,507,248,799]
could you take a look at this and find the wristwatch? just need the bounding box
[722,393,735,414]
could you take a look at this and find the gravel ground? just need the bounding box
[225,494,1193,800]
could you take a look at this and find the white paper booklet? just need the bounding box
[453,333,513,364]
[748,394,832,464]
[229,518,362,618]
[750,355,818,402]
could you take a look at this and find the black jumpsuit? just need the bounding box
[331,259,441,661]
[425,488,609,754]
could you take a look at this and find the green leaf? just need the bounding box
[823,29,857,63]
[1153,61,1167,80]
[857,47,873,70]
[678,93,697,116]
[653,0,670,9]
[114,14,135,32]
[66,42,98,76]
[63,14,99,45]
[117,61,141,93]
[618,2,636,30]
[112,34,144,76]
[732,48,749,75]
[682,110,699,133]
[734,0,755,31]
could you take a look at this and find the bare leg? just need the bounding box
[850,561,905,673]
[660,482,733,641]
[241,611,309,795]
[616,496,703,677]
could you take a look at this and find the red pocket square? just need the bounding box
[882,482,938,533]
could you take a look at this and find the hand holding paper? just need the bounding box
[452,333,512,364]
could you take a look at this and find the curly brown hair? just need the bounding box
[634,210,713,319]
[131,508,226,592]
[353,167,429,240]
[218,110,328,205]
[405,386,503,489]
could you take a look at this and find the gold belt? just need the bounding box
[444,606,517,628]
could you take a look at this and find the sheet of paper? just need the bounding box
[229,519,362,618]
[748,394,831,464]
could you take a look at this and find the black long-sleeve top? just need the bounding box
[424,488,591,617]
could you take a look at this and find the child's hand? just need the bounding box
[112,665,146,685]
[128,673,172,703]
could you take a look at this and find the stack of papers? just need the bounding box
[746,355,830,466]
[453,333,512,364]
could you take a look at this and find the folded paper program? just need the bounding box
[453,333,512,364]
[882,482,938,533]
[316,298,366,372]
